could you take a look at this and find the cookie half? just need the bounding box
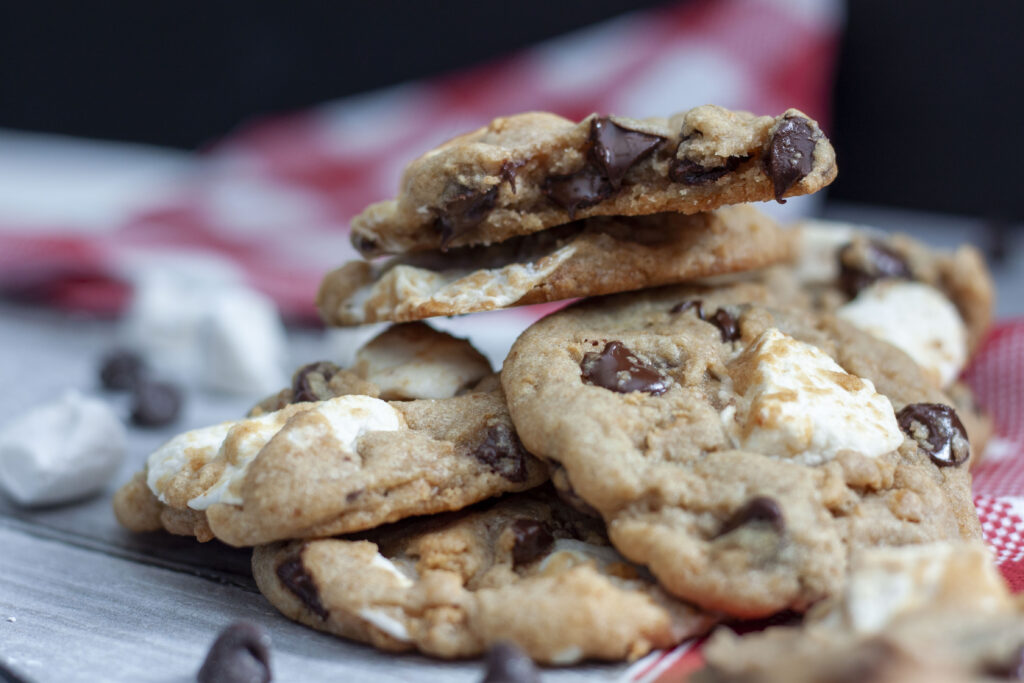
[320,206,792,325]
[351,105,837,256]
[253,489,716,664]
[501,281,980,617]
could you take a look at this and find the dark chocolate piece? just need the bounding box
[718,497,785,537]
[291,361,340,404]
[480,642,542,683]
[983,643,1024,679]
[838,241,913,298]
[510,519,555,567]
[499,159,526,193]
[197,621,272,683]
[589,117,665,189]
[670,299,705,317]
[472,423,530,483]
[99,349,145,391]
[542,166,613,220]
[897,403,970,467]
[709,308,741,342]
[580,341,669,395]
[130,380,182,427]
[668,156,745,185]
[437,184,500,250]
[276,554,329,620]
[766,116,817,202]
[352,233,378,255]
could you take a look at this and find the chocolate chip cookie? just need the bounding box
[501,281,980,618]
[319,206,792,325]
[695,542,1024,683]
[252,488,716,664]
[351,106,836,256]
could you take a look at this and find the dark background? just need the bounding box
[1,0,1022,221]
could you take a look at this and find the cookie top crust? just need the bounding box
[500,281,980,617]
[252,489,716,664]
[320,206,793,326]
[350,105,837,256]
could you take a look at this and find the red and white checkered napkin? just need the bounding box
[624,319,1024,682]
[0,0,841,320]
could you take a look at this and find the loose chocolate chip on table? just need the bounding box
[668,156,745,185]
[837,241,913,298]
[276,554,329,620]
[670,299,705,317]
[718,497,785,537]
[437,184,500,249]
[588,116,665,189]
[291,361,340,404]
[197,621,272,683]
[510,519,555,567]
[580,341,669,395]
[472,423,530,483]
[897,403,970,467]
[708,308,741,342]
[765,116,817,202]
[99,349,145,391]
[480,642,542,683]
[542,166,613,220]
[130,380,182,427]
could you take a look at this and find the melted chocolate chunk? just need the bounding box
[472,423,530,482]
[670,299,705,317]
[668,155,745,185]
[580,341,669,395]
[499,159,526,193]
[436,184,500,250]
[837,241,913,298]
[99,349,145,391]
[897,403,970,467]
[766,116,817,202]
[589,117,665,189]
[352,233,378,255]
[276,554,329,620]
[709,308,741,342]
[197,621,272,683]
[291,361,340,404]
[718,497,785,537]
[983,644,1024,679]
[481,642,542,683]
[542,166,613,219]
[130,380,182,427]
[510,519,555,567]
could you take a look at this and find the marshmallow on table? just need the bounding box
[0,390,127,506]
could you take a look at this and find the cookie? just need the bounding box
[501,281,980,617]
[252,488,716,664]
[790,220,994,386]
[695,542,1024,683]
[319,206,792,325]
[350,105,837,256]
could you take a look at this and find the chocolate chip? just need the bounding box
[718,497,785,537]
[766,116,818,202]
[197,621,272,683]
[436,184,500,250]
[345,488,364,503]
[983,644,1024,679]
[580,341,668,395]
[897,403,970,467]
[708,308,741,342]
[837,241,913,298]
[670,299,704,317]
[291,361,340,404]
[276,554,329,620]
[472,423,530,483]
[510,519,555,567]
[499,159,526,193]
[589,117,665,189]
[99,349,145,391]
[668,156,745,185]
[352,234,378,255]
[480,642,541,683]
[542,166,613,220]
[130,380,182,427]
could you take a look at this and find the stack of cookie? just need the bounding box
[115,104,1010,672]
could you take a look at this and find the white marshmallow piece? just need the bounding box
[0,390,127,506]
[723,328,903,465]
[837,280,968,388]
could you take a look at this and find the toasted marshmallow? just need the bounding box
[723,328,903,465]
